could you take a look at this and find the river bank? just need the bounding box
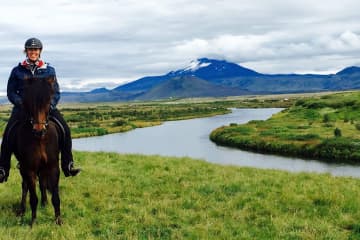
[210,91,360,164]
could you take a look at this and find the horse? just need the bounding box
[13,76,62,226]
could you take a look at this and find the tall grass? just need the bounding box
[0,152,359,239]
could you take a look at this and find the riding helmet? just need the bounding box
[24,38,43,49]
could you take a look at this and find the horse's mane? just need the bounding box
[23,77,55,116]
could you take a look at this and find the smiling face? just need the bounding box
[26,48,41,62]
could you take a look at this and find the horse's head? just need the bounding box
[22,76,55,137]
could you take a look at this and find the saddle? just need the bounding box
[6,116,66,146]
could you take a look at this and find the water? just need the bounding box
[73,108,360,178]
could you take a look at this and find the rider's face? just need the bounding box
[26,48,41,61]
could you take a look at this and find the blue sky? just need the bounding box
[1,0,360,93]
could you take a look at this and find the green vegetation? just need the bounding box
[0,152,360,239]
[0,94,298,138]
[210,91,360,163]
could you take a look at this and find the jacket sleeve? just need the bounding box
[7,68,23,107]
[50,75,61,109]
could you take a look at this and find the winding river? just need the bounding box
[73,108,360,178]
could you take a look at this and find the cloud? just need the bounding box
[60,77,136,92]
[1,0,360,93]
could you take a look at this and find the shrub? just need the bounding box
[285,134,320,141]
[112,119,128,127]
[323,114,330,123]
[295,99,305,106]
[334,128,342,137]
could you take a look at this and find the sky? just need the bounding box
[1,0,360,93]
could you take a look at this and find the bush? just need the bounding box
[285,134,320,141]
[112,119,128,127]
[334,128,342,137]
[295,99,305,106]
[323,114,330,123]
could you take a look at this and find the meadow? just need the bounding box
[0,152,359,239]
[210,91,360,163]
[0,94,297,138]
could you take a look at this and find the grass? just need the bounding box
[0,92,305,139]
[0,151,359,239]
[211,91,360,163]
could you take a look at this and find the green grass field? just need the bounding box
[211,91,360,163]
[0,151,359,239]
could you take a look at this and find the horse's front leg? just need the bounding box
[17,180,28,217]
[39,174,48,207]
[26,174,38,227]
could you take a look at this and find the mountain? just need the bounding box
[114,58,260,94]
[169,58,261,80]
[113,75,169,93]
[89,87,110,94]
[137,76,247,100]
[60,58,360,102]
[336,66,360,75]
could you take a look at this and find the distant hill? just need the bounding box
[137,75,247,100]
[89,87,110,94]
[60,58,360,102]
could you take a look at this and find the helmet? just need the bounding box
[24,38,43,49]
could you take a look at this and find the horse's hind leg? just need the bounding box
[39,174,48,207]
[49,168,61,225]
[52,186,62,225]
[17,180,28,217]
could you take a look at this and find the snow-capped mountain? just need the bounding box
[114,58,261,93]
[61,58,360,102]
[169,58,261,80]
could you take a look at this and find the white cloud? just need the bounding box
[1,0,360,92]
[59,76,139,92]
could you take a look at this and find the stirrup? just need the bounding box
[68,162,81,177]
[0,168,7,183]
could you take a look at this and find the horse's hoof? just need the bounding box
[55,217,62,225]
[30,218,36,227]
[16,210,25,217]
[16,207,26,217]
[41,201,48,207]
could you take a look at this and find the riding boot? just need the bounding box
[0,110,20,183]
[50,109,81,177]
[0,144,11,183]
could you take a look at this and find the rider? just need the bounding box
[0,37,81,182]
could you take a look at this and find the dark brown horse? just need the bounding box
[13,76,62,226]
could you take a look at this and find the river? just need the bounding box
[73,108,360,178]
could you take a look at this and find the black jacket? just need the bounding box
[7,60,60,111]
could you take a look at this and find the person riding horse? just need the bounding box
[0,38,80,182]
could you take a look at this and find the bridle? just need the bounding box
[29,115,49,138]
[22,76,54,138]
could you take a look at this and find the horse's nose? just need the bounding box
[32,124,47,137]
[32,128,47,137]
